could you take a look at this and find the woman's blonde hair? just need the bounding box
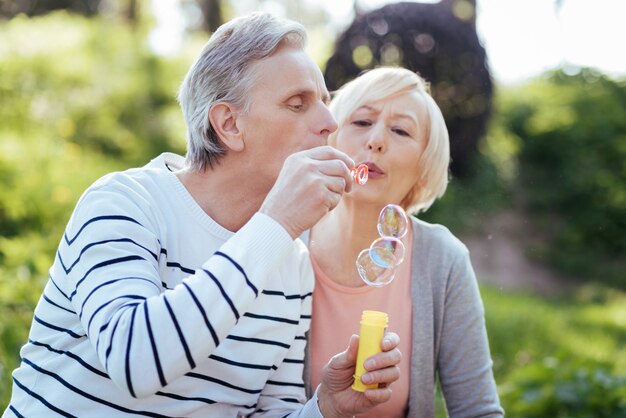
[328,67,450,214]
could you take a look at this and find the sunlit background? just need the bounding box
[149,0,626,83]
[1,1,625,416]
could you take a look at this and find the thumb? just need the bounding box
[328,334,360,371]
[346,334,359,364]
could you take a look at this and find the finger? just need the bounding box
[363,387,393,404]
[325,176,347,197]
[312,158,353,194]
[381,332,400,351]
[360,365,400,386]
[317,159,353,188]
[364,348,402,371]
[307,145,355,169]
[344,167,354,193]
[325,189,342,212]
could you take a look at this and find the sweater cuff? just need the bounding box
[216,212,295,288]
[298,386,324,418]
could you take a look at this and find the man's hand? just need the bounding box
[317,332,401,418]
[260,146,354,239]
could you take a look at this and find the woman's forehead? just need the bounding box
[355,92,427,119]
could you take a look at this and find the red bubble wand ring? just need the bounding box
[351,164,369,185]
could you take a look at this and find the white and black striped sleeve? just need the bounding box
[64,185,295,398]
[250,247,320,418]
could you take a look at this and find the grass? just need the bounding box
[435,283,626,416]
[483,284,626,381]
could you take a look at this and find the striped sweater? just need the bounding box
[4,153,322,418]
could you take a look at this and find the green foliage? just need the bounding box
[0,12,187,166]
[432,284,626,417]
[495,69,626,287]
[0,11,192,407]
[481,284,626,416]
[500,356,626,417]
[419,153,511,234]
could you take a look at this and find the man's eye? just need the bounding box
[287,98,305,111]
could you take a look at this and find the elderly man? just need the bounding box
[3,12,400,418]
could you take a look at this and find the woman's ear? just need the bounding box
[209,103,244,152]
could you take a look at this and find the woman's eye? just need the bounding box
[353,120,371,127]
[393,128,410,137]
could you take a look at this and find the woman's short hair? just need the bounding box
[328,67,450,214]
[178,13,307,172]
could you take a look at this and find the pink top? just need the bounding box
[309,228,413,418]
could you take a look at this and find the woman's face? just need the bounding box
[333,90,428,206]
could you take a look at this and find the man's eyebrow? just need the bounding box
[284,89,331,105]
[283,89,311,100]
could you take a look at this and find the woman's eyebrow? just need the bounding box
[355,104,379,114]
[394,113,418,125]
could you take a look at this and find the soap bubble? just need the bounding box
[356,204,409,287]
[369,237,405,268]
[377,204,408,239]
[356,249,396,287]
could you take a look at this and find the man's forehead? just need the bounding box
[290,66,329,100]
[251,47,329,99]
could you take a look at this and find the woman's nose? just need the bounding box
[366,126,386,152]
[368,141,384,152]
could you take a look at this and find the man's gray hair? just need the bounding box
[178,13,307,171]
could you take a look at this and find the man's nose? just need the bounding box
[318,104,338,137]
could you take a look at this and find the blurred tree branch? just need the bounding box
[197,0,222,32]
[0,0,101,18]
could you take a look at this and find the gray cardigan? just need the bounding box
[304,217,504,418]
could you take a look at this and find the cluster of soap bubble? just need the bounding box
[356,204,409,287]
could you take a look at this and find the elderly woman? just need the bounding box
[306,67,504,418]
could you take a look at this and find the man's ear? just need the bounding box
[209,103,244,152]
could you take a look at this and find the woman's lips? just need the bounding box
[363,162,384,179]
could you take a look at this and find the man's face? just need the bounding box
[236,45,337,188]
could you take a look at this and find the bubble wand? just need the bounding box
[350,163,369,186]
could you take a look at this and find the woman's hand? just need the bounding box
[317,332,401,418]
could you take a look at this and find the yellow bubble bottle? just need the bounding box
[352,310,388,392]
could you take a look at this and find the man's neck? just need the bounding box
[175,161,270,233]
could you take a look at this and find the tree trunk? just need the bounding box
[198,0,223,33]
[126,0,138,23]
